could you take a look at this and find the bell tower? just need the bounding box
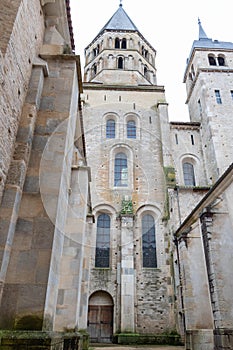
[183,19,233,182]
[83,3,157,85]
[81,2,175,344]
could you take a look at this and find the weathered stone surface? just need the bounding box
[0,0,44,203]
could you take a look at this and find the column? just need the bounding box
[120,214,135,332]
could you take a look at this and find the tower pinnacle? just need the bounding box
[119,0,123,7]
[198,18,208,40]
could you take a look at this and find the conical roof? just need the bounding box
[198,18,208,40]
[99,4,138,34]
[85,4,155,52]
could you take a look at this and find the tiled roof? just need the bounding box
[191,19,233,52]
[98,4,138,34]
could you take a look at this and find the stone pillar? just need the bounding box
[54,164,90,331]
[120,214,135,333]
[201,204,233,349]
[178,224,214,350]
[157,102,172,168]
[78,214,94,330]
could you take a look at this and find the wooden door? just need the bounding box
[88,305,113,343]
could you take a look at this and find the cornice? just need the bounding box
[83,83,165,93]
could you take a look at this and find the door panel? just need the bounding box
[88,306,100,342]
[88,305,113,343]
[100,306,113,343]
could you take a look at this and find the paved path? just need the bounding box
[91,345,184,350]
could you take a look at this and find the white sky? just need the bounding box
[69,0,233,121]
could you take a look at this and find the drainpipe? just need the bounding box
[175,186,182,225]
[174,236,186,338]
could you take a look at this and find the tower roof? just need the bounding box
[191,19,233,51]
[85,4,156,53]
[198,18,208,40]
[184,19,233,81]
[98,4,138,34]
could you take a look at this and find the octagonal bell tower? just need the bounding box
[83,3,157,86]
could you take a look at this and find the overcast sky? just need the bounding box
[69,0,233,121]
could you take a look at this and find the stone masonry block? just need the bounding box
[6,160,26,188]
[0,187,21,211]
[13,143,30,162]
[23,175,39,193]
[0,283,19,329]
[26,67,44,109]
[17,284,47,314]
[32,217,54,249]
[19,194,45,218]
[40,96,55,111]
[35,251,51,284]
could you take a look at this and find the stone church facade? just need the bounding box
[0,1,233,350]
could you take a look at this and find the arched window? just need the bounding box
[144,66,148,78]
[114,153,128,187]
[122,38,127,49]
[95,214,110,268]
[218,55,225,66]
[183,162,196,186]
[142,214,157,268]
[115,38,120,49]
[127,120,136,139]
[92,63,97,75]
[118,57,124,69]
[208,54,216,66]
[106,119,115,138]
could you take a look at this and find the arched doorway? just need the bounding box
[88,291,113,343]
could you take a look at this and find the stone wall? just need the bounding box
[0,0,44,203]
[0,56,85,333]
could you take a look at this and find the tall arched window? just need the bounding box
[183,162,196,186]
[118,57,124,69]
[95,214,110,268]
[144,66,149,79]
[115,38,120,49]
[142,214,157,268]
[121,38,127,49]
[218,55,225,66]
[92,63,97,76]
[127,120,136,139]
[208,54,216,66]
[114,153,128,187]
[106,119,115,138]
